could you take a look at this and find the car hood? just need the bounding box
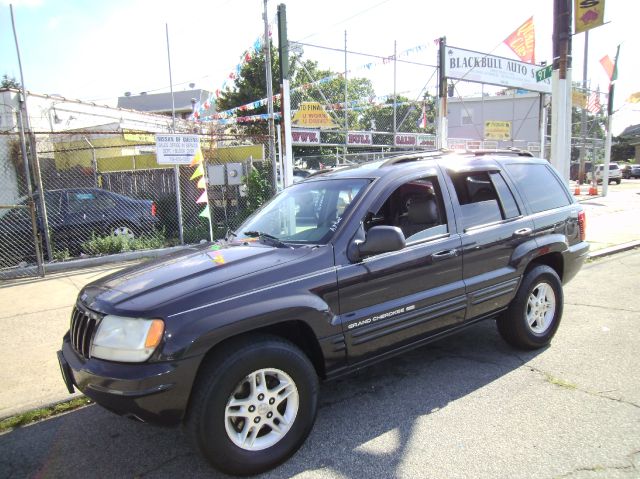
[80,241,315,315]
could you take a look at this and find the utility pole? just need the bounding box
[436,37,448,149]
[550,0,573,182]
[263,0,278,192]
[11,5,50,270]
[393,40,397,136]
[165,24,185,245]
[578,31,589,183]
[344,29,348,161]
[277,3,293,187]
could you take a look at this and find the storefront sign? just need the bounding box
[291,128,321,145]
[155,134,200,165]
[484,121,511,141]
[444,45,552,94]
[347,132,373,145]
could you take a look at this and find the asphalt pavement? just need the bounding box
[1,249,639,478]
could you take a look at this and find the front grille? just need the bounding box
[70,306,101,358]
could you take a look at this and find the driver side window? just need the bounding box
[364,176,448,243]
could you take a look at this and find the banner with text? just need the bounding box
[291,129,321,145]
[444,45,552,94]
[155,134,201,165]
[346,132,373,146]
[484,121,512,140]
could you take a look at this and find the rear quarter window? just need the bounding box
[504,163,571,214]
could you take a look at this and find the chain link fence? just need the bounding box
[0,126,272,279]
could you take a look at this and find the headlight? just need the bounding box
[91,315,164,363]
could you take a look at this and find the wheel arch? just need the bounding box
[526,251,564,282]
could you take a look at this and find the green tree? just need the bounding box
[359,93,437,144]
[1,74,21,89]
[611,136,636,162]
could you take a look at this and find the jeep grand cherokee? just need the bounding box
[58,150,588,475]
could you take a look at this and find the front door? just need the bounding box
[337,173,466,363]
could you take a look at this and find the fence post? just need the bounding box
[17,110,44,276]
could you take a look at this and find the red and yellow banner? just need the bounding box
[504,16,535,64]
[574,0,605,34]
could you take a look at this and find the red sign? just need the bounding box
[394,134,417,146]
[291,129,320,145]
[347,132,373,146]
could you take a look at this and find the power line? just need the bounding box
[291,41,437,69]
[298,0,394,41]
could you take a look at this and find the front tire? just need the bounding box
[497,265,563,350]
[186,335,318,476]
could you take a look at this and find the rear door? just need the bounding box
[336,170,466,363]
[442,165,535,319]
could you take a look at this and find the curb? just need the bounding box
[587,240,640,259]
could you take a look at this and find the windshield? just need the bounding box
[236,178,370,244]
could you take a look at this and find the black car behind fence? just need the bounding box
[0,131,274,279]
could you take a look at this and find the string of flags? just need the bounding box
[192,17,276,121]
[188,147,214,242]
[192,39,432,123]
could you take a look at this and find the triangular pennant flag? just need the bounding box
[190,163,204,180]
[504,16,536,63]
[190,147,204,166]
[197,177,206,189]
[199,205,210,219]
[196,191,208,204]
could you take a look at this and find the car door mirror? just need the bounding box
[350,226,405,261]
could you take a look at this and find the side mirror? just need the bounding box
[350,226,405,261]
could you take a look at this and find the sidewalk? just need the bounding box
[1,184,639,420]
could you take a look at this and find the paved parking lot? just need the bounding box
[1,250,638,479]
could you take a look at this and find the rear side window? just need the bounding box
[504,163,571,213]
[449,171,519,229]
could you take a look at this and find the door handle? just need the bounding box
[513,227,532,237]
[431,249,457,262]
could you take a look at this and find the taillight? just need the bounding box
[151,202,157,217]
[578,210,586,241]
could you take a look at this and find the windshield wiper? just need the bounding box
[243,231,290,248]
[225,228,238,241]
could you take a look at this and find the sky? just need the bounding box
[0,0,638,134]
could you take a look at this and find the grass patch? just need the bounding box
[0,396,93,432]
[544,373,577,390]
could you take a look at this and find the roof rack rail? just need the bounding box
[469,148,534,157]
[379,148,452,167]
[304,165,351,179]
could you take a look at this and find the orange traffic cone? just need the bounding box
[574,185,581,196]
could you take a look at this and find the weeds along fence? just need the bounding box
[0,129,272,279]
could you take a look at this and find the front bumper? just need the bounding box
[58,334,202,426]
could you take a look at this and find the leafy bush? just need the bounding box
[81,229,167,256]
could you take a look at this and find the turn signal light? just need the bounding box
[145,319,165,348]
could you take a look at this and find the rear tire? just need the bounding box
[497,265,563,350]
[185,335,318,476]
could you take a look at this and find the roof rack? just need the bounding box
[469,148,534,157]
[379,148,452,167]
[304,165,351,179]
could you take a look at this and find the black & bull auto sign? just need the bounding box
[444,45,552,94]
